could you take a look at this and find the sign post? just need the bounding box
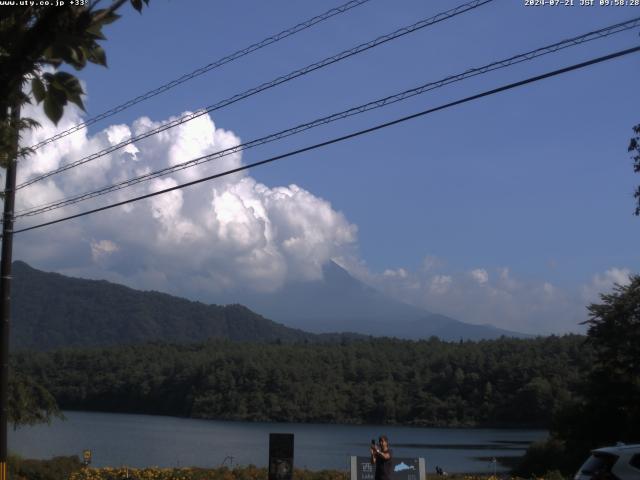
[350,456,425,480]
[269,433,294,480]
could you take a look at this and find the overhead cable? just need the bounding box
[17,0,495,190]
[11,45,640,236]
[14,17,640,220]
[27,0,374,152]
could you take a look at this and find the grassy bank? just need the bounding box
[69,466,570,480]
[69,468,570,480]
[8,456,570,480]
[68,466,342,480]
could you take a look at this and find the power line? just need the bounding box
[11,45,640,236]
[26,0,373,152]
[17,0,495,190]
[13,16,640,220]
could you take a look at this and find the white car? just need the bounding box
[574,444,640,480]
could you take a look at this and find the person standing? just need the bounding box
[370,435,393,480]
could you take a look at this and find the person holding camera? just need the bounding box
[370,435,393,480]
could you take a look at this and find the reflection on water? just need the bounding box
[10,411,547,473]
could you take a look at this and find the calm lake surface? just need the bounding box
[10,411,546,473]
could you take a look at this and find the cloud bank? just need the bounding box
[338,255,633,335]
[15,101,357,295]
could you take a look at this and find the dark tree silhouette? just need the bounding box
[0,0,150,428]
[629,124,640,215]
[518,275,640,476]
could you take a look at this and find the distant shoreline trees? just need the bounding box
[15,335,591,429]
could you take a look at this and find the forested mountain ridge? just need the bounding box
[10,261,361,350]
[14,335,592,428]
[10,261,521,350]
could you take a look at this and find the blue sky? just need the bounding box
[14,0,640,334]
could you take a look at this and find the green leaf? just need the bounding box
[53,71,75,83]
[88,45,107,67]
[47,77,64,94]
[48,72,86,112]
[131,0,143,12]
[43,95,64,125]
[56,72,84,96]
[86,22,107,40]
[59,46,75,67]
[74,46,88,69]
[31,77,46,103]
[41,48,63,67]
[42,46,60,62]
[67,93,85,111]
[64,46,86,70]
[54,71,79,87]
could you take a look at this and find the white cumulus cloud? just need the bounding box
[347,262,608,335]
[429,275,452,295]
[581,267,632,303]
[90,239,119,264]
[14,97,357,297]
[383,268,408,278]
[470,268,489,285]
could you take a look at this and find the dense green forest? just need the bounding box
[15,335,591,428]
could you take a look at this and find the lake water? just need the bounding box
[9,411,546,473]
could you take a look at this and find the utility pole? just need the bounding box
[0,101,20,480]
[0,6,146,478]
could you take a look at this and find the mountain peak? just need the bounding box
[322,260,356,284]
[241,259,528,340]
[324,259,348,273]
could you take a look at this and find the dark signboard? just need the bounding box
[269,433,294,480]
[350,456,425,480]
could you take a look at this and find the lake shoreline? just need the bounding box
[56,408,551,431]
[10,410,546,473]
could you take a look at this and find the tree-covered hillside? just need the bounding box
[15,335,592,428]
[11,261,359,349]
